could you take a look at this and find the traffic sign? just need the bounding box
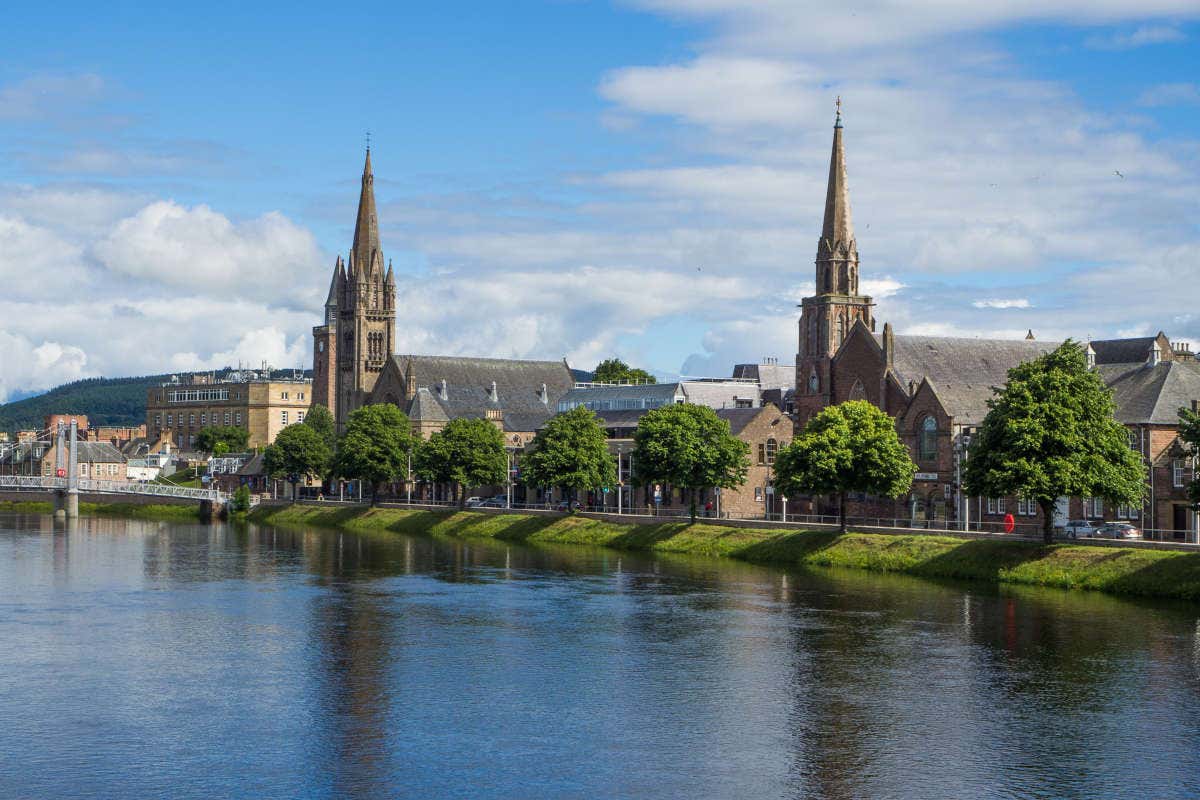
[56,468,65,478]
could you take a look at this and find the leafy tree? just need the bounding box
[964,341,1145,543]
[196,425,250,454]
[1177,407,1200,508]
[263,423,332,499]
[632,403,749,522]
[521,406,616,509]
[334,404,414,502]
[774,400,915,534]
[303,403,337,454]
[413,418,508,508]
[593,357,656,385]
[230,484,252,514]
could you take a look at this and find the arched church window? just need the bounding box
[919,416,938,461]
[808,368,819,394]
[765,437,778,464]
[849,378,866,401]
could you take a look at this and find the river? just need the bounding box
[1,512,1198,799]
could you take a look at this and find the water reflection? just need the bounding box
[0,513,1198,799]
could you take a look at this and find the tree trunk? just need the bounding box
[689,487,697,524]
[1040,498,1055,545]
[839,491,847,534]
[459,483,466,509]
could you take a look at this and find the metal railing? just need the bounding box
[0,474,220,502]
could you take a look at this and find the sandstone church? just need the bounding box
[310,149,575,450]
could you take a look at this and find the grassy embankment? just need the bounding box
[0,500,200,521]
[248,504,1200,602]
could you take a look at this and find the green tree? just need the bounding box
[413,418,508,508]
[263,423,333,499]
[593,357,656,385]
[521,406,616,509]
[774,400,915,534]
[303,403,337,454]
[964,341,1145,543]
[632,403,749,522]
[230,484,252,514]
[1177,407,1200,508]
[196,425,250,454]
[333,404,414,502]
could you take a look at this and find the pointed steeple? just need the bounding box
[351,147,381,276]
[324,257,344,309]
[384,259,395,286]
[821,97,854,246]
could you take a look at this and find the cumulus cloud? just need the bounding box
[1138,82,1200,107]
[93,201,326,307]
[973,298,1032,309]
[0,331,89,403]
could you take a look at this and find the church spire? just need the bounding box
[351,147,381,275]
[821,97,853,246]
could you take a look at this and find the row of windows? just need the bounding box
[42,463,119,477]
[558,398,674,412]
[986,496,1141,519]
[167,389,230,403]
[156,412,242,427]
[279,391,306,401]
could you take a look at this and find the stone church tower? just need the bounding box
[795,102,875,424]
[312,149,397,430]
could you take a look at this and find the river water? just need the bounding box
[1,513,1198,799]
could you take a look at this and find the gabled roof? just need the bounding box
[394,354,572,431]
[886,335,1061,425]
[715,407,778,436]
[1097,360,1200,424]
[1090,335,1161,365]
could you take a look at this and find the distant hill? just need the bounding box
[0,375,169,434]
[0,369,313,435]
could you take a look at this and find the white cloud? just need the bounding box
[93,201,326,307]
[0,73,106,121]
[1085,24,1187,49]
[0,331,89,403]
[973,298,1032,309]
[1138,82,1200,107]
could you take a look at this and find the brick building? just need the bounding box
[792,106,1200,539]
[0,440,127,481]
[145,372,313,450]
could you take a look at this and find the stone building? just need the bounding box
[792,105,1200,539]
[144,372,312,450]
[0,440,127,481]
[312,149,396,432]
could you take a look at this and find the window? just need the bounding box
[224,413,231,426]
[298,392,305,400]
[808,368,819,394]
[1173,459,1187,488]
[281,411,288,425]
[765,438,778,464]
[281,391,289,400]
[200,414,206,426]
[166,414,173,427]
[188,434,195,446]
[188,414,195,426]
[1017,498,1036,516]
[754,486,764,502]
[757,443,766,465]
[155,414,161,427]
[1117,504,1138,519]
[109,464,117,476]
[79,463,88,477]
[919,416,938,461]
[167,389,229,403]
[234,412,242,425]
[1127,429,1138,451]
[297,411,305,423]
[987,498,996,514]
[1085,497,1103,518]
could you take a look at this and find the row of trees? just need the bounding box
[257,341,1160,543]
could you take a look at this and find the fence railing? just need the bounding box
[0,474,219,502]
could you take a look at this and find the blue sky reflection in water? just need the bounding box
[1,514,1199,799]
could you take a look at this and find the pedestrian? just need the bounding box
[704,500,713,518]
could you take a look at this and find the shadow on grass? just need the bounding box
[907,539,1050,582]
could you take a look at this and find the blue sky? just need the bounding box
[1,1,1198,400]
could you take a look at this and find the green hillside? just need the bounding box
[0,375,168,434]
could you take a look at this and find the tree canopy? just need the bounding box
[1176,406,1200,508]
[521,406,616,505]
[263,423,332,494]
[413,418,508,507]
[963,341,1145,543]
[592,357,656,385]
[333,404,413,499]
[773,400,915,533]
[302,403,337,454]
[196,425,249,454]
[632,403,749,521]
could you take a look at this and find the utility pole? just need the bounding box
[66,419,79,519]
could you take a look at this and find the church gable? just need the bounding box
[831,321,885,407]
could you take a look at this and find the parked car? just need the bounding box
[1063,519,1101,539]
[479,495,508,508]
[464,496,485,508]
[1096,522,1142,540]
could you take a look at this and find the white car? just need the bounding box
[1063,519,1100,539]
[464,496,485,508]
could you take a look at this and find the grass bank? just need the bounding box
[0,500,200,522]
[249,505,1200,602]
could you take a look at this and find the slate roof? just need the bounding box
[558,383,682,412]
[715,407,771,436]
[1090,337,1157,365]
[884,335,1061,425]
[395,354,573,433]
[0,440,126,466]
[732,363,797,392]
[236,453,265,477]
[1096,360,1200,424]
[680,380,760,408]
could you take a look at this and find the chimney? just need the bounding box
[882,322,894,368]
[539,383,548,405]
[439,378,448,401]
[1085,342,1096,369]
[489,381,499,402]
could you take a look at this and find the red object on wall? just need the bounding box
[1004,513,1015,534]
